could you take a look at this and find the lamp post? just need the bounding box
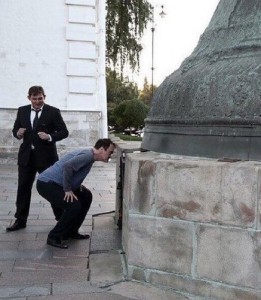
[151,5,166,99]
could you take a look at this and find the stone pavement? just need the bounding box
[0,157,191,300]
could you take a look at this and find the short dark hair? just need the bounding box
[28,86,46,97]
[94,138,115,150]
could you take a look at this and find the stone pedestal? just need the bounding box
[121,149,261,299]
[114,141,141,228]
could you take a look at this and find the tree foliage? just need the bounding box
[112,99,149,130]
[106,67,139,105]
[106,0,152,72]
[106,67,139,126]
[138,76,157,105]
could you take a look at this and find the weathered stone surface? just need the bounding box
[0,260,15,272]
[89,252,123,285]
[155,159,259,227]
[30,293,135,300]
[0,284,50,298]
[149,271,261,300]
[196,225,261,289]
[124,153,157,215]
[14,257,88,271]
[0,269,89,286]
[119,146,261,296]
[122,200,129,253]
[126,215,193,274]
[131,266,146,282]
[109,281,189,300]
[155,159,224,222]
[52,281,102,295]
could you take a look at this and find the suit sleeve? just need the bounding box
[12,108,21,139]
[49,108,69,142]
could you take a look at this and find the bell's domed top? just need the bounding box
[142,0,261,160]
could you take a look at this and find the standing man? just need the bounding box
[6,86,69,232]
[36,138,115,249]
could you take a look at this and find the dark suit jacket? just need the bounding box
[13,104,69,169]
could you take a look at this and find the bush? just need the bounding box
[112,99,149,130]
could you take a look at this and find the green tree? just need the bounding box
[106,0,152,72]
[106,67,139,105]
[138,76,157,105]
[106,67,139,126]
[112,99,149,130]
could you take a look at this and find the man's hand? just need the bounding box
[38,132,50,141]
[64,191,78,202]
[17,128,26,139]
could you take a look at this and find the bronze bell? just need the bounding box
[142,0,261,160]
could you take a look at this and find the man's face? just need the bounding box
[101,144,115,162]
[28,93,45,110]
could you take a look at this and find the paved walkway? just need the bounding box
[0,157,190,300]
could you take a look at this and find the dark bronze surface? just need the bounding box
[142,0,261,160]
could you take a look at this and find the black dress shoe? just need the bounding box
[6,220,26,232]
[63,232,90,240]
[47,237,68,249]
[71,233,90,240]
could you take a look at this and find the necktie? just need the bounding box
[32,109,41,130]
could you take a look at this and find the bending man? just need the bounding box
[36,138,115,249]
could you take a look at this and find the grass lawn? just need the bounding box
[114,133,142,141]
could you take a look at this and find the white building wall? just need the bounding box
[0,0,107,152]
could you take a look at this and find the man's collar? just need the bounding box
[31,104,44,111]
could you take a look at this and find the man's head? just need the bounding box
[28,86,46,110]
[93,138,115,162]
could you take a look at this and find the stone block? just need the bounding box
[124,158,155,215]
[67,95,97,111]
[0,284,50,298]
[109,281,188,300]
[155,159,258,228]
[67,60,96,76]
[196,224,261,289]
[131,266,146,282]
[0,261,15,272]
[122,200,129,252]
[63,111,100,122]
[89,251,123,285]
[65,0,95,5]
[52,281,101,295]
[68,6,95,24]
[14,257,88,271]
[90,229,121,252]
[149,271,261,300]
[66,23,96,42]
[69,77,96,94]
[0,241,19,250]
[221,161,259,227]
[93,216,116,230]
[126,215,193,274]
[115,142,142,223]
[123,152,159,215]
[69,41,96,59]
[0,269,89,285]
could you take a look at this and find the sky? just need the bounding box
[131,0,220,88]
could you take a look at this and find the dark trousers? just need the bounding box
[15,151,46,223]
[36,180,92,239]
